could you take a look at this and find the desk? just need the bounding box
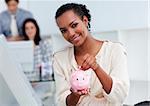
[24,69,54,83]
[30,72,55,83]
[32,80,55,106]
[23,69,55,106]
[26,69,55,106]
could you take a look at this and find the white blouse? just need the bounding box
[53,41,130,106]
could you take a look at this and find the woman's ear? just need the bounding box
[82,16,89,27]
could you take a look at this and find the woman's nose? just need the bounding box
[68,28,75,37]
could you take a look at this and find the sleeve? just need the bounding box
[102,43,130,103]
[0,16,3,35]
[34,46,42,68]
[25,10,33,19]
[53,55,71,106]
[18,9,34,36]
[45,39,53,61]
[40,40,52,62]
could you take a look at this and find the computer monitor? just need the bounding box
[0,35,42,106]
[7,40,34,73]
[7,39,35,80]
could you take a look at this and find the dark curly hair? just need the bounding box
[55,3,91,31]
[22,18,41,45]
[5,0,19,4]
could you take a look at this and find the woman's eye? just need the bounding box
[61,29,67,34]
[72,23,78,28]
[31,27,34,29]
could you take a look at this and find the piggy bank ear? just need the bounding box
[70,71,79,81]
[71,71,76,78]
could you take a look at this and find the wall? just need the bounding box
[148,4,149,100]
[91,28,148,81]
[0,0,148,35]
[118,28,148,81]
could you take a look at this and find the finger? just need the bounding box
[81,89,88,95]
[82,53,90,61]
[70,88,77,93]
[81,64,90,70]
[81,61,90,70]
[81,54,91,70]
[77,90,83,95]
[70,88,73,92]
[81,90,85,94]
[82,55,95,70]
[84,56,92,69]
[86,56,98,70]
[87,56,95,66]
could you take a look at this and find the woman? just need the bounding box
[53,3,130,106]
[22,18,53,80]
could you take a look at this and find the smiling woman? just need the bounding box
[53,3,130,106]
[56,10,89,47]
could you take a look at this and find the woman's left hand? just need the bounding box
[70,88,89,96]
[81,53,99,71]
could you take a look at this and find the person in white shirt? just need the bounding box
[0,0,33,41]
[53,3,130,106]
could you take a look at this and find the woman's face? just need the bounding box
[25,22,37,40]
[56,10,89,47]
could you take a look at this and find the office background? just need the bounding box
[0,0,149,105]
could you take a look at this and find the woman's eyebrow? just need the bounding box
[59,19,76,30]
[69,19,76,26]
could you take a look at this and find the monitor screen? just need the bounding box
[0,35,42,105]
[7,40,34,73]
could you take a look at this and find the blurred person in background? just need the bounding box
[0,0,33,41]
[22,18,53,81]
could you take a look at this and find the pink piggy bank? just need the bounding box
[70,70,90,92]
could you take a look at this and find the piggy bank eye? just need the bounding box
[76,78,78,80]
[83,78,84,80]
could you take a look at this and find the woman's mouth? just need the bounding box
[71,35,80,43]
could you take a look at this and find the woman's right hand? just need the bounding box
[81,53,99,71]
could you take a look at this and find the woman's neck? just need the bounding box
[74,35,102,56]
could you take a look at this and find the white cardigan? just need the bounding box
[53,41,130,106]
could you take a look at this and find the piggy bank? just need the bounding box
[70,70,90,92]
